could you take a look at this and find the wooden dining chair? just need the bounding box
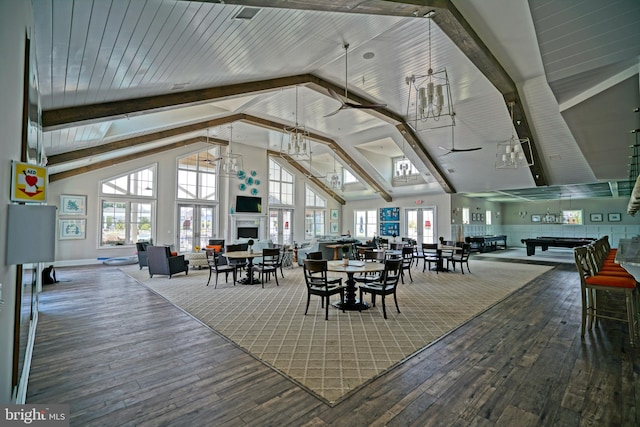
[303,259,346,320]
[400,246,414,283]
[253,248,280,288]
[358,258,402,319]
[206,249,236,288]
[421,243,439,272]
[447,243,472,274]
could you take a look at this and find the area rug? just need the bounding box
[121,260,552,404]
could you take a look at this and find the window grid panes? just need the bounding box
[305,186,326,208]
[305,209,325,239]
[268,158,294,205]
[354,210,377,239]
[343,169,357,184]
[99,166,156,246]
[177,149,217,201]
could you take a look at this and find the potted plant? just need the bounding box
[247,239,255,253]
[341,244,350,266]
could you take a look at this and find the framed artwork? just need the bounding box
[380,222,400,236]
[379,207,400,222]
[590,213,603,222]
[330,222,339,233]
[60,194,87,215]
[59,219,86,240]
[608,213,621,222]
[543,214,556,223]
[471,213,476,221]
[531,214,541,222]
[330,209,339,221]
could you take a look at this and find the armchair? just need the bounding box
[136,242,150,270]
[147,246,189,278]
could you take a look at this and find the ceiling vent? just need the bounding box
[233,7,261,20]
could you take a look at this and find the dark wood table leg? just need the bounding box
[332,272,369,311]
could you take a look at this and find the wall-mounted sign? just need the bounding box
[10,160,48,203]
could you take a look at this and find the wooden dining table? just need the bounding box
[327,260,385,311]
[433,245,461,272]
[223,250,263,285]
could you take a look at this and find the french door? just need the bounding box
[269,208,293,245]
[177,204,216,252]
[405,207,436,245]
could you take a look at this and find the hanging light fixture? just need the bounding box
[280,85,311,160]
[218,123,243,176]
[393,138,418,183]
[405,11,455,131]
[327,150,343,191]
[495,102,534,169]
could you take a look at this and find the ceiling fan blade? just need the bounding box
[344,101,387,109]
[327,88,344,102]
[450,147,482,152]
[323,106,345,117]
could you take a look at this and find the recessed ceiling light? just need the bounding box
[363,52,375,60]
[170,82,190,91]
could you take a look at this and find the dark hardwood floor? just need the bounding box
[26,262,639,426]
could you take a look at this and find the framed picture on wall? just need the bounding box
[608,213,621,222]
[590,213,603,222]
[531,214,541,222]
[330,222,339,234]
[330,209,339,221]
[59,219,86,240]
[60,194,87,215]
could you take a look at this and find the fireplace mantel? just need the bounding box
[229,214,267,240]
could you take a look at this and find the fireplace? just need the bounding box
[230,214,267,241]
[237,227,259,239]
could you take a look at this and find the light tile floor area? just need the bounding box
[123,259,551,404]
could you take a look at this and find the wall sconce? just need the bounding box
[452,207,460,214]
[518,211,527,217]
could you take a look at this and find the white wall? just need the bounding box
[49,142,346,264]
[0,0,33,403]
[343,193,452,241]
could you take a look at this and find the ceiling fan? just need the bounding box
[438,114,482,155]
[324,42,387,117]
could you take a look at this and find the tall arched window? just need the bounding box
[305,185,326,239]
[268,157,294,244]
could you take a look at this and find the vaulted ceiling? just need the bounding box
[33,0,640,203]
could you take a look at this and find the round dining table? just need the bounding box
[327,260,385,311]
[223,250,263,285]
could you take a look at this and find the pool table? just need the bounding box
[520,236,596,256]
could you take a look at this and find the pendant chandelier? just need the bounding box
[280,85,311,160]
[405,11,455,131]
[495,102,534,169]
[327,150,343,191]
[219,124,243,176]
[393,138,418,183]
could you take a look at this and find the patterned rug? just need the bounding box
[121,259,552,404]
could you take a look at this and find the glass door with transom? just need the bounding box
[178,204,216,252]
[405,207,435,245]
[269,208,293,245]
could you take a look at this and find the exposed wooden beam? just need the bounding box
[396,123,455,193]
[267,150,346,205]
[49,137,209,182]
[241,114,394,202]
[47,115,237,165]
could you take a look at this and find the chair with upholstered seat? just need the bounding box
[574,245,638,346]
[206,249,236,288]
[253,248,280,288]
[447,243,472,274]
[358,258,402,319]
[303,259,346,320]
[306,251,323,260]
[400,246,414,283]
[136,242,150,270]
[225,244,246,276]
[354,250,385,285]
[422,243,440,273]
[147,246,189,278]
